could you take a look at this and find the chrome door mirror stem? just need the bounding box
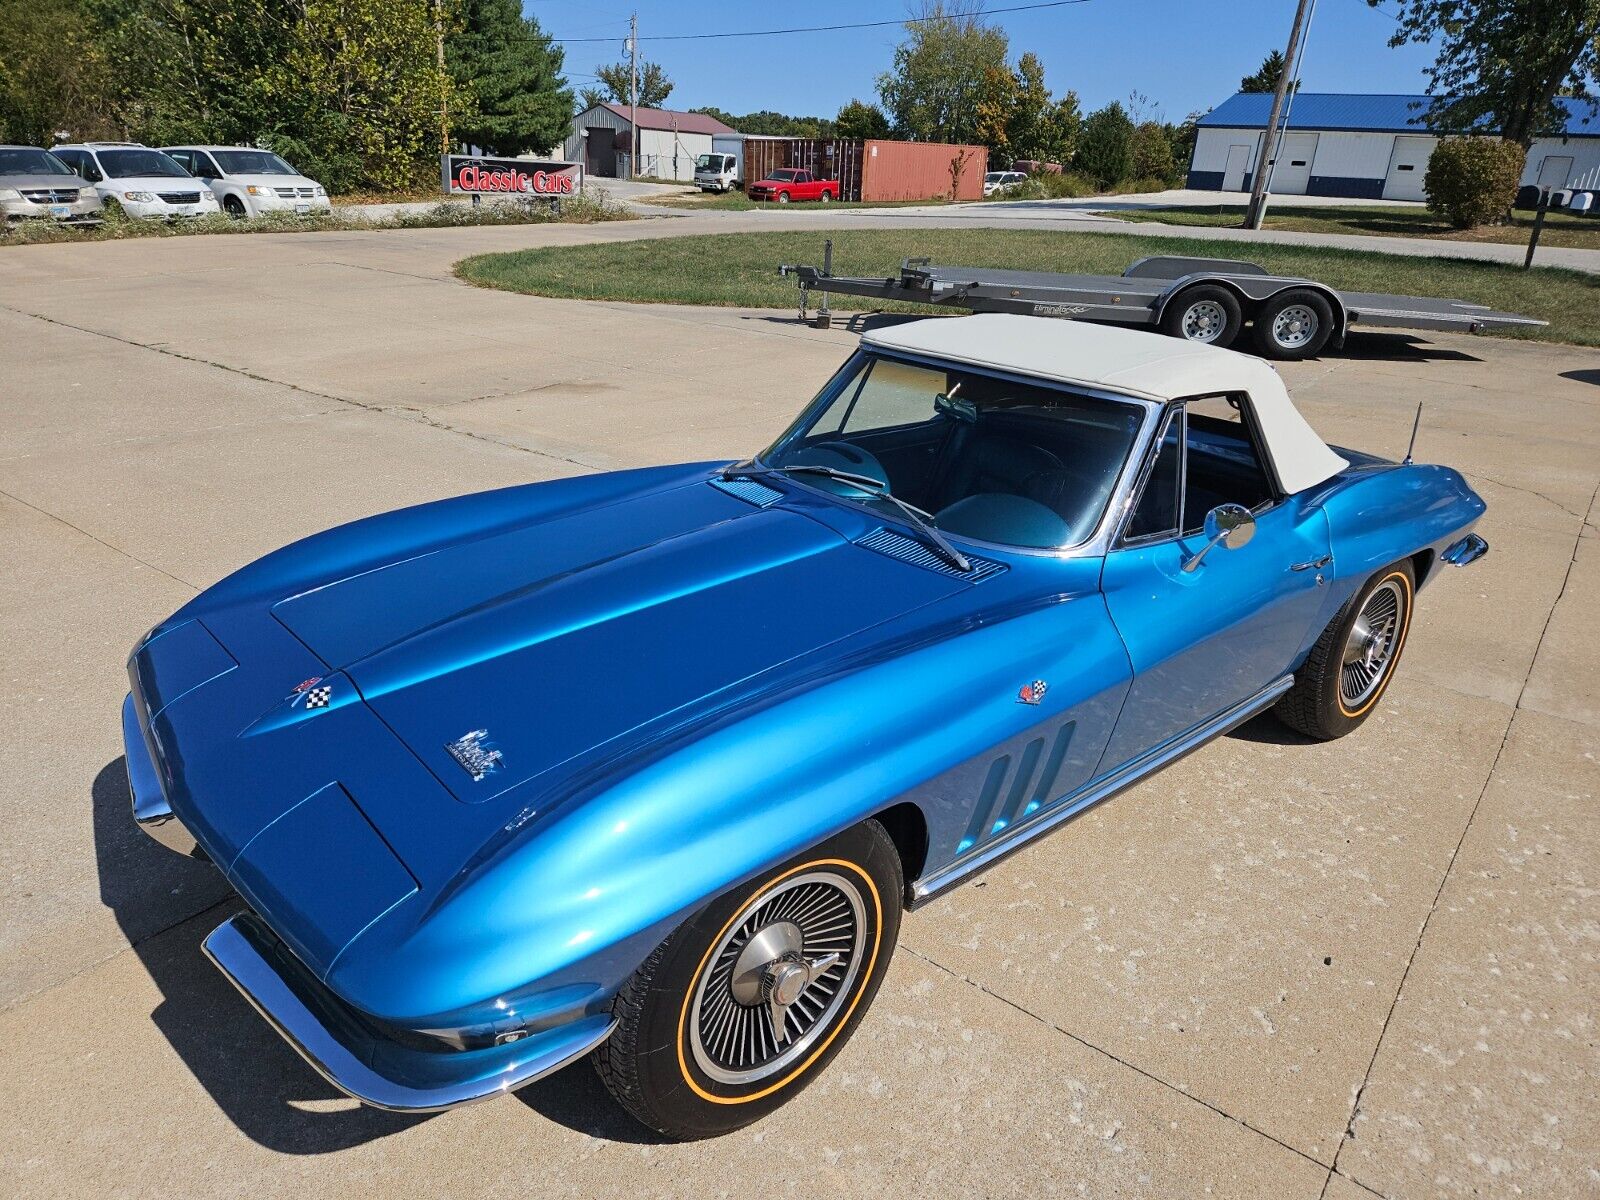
[1181,504,1256,572]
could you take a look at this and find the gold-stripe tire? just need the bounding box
[594,820,903,1140]
[1276,559,1415,741]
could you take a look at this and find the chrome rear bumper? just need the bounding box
[203,913,617,1112]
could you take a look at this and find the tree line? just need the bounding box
[0,0,572,193]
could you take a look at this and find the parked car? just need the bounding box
[124,315,1486,1138]
[162,145,331,218]
[0,145,102,226]
[983,170,1026,195]
[693,151,740,194]
[51,143,220,220]
[748,168,840,204]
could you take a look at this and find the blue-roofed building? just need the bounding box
[1186,92,1599,201]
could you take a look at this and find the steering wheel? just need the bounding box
[783,442,889,489]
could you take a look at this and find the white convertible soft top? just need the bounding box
[863,314,1349,495]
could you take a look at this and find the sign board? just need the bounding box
[441,155,583,197]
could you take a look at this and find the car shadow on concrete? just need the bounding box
[1559,368,1600,387]
[92,757,431,1152]
[513,1064,668,1144]
[1227,711,1318,746]
[1334,332,1481,363]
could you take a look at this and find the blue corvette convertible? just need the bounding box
[124,314,1487,1138]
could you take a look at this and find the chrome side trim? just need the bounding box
[203,914,618,1112]
[910,675,1295,906]
[1441,532,1488,567]
[123,692,199,857]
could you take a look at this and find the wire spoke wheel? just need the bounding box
[688,871,865,1086]
[1340,578,1404,709]
[1271,303,1320,349]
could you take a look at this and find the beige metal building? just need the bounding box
[563,103,736,181]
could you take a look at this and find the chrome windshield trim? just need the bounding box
[203,913,618,1112]
[910,674,1295,906]
[755,346,1163,562]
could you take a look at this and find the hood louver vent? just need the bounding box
[856,527,1006,583]
[710,477,785,507]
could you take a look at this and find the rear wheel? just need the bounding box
[819,191,831,203]
[1160,284,1243,347]
[595,821,903,1140]
[1252,288,1335,360]
[1276,560,1415,740]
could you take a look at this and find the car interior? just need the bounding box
[1125,396,1279,543]
[770,354,1147,549]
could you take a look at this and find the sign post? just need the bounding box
[440,155,584,213]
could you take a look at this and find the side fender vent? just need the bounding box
[710,477,785,507]
[857,527,1006,583]
[956,722,1076,854]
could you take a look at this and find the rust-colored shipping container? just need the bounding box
[861,140,989,201]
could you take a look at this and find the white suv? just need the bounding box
[162,146,331,218]
[51,143,221,220]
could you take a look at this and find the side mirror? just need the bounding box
[1182,503,1255,572]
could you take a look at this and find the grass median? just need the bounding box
[1115,203,1600,250]
[455,228,1599,347]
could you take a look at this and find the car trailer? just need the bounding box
[777,252,1547,360]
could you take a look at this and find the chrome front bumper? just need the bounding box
[123,692,201,857]
[204,913,617,1111]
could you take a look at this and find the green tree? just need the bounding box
[1051,91,1083,165]
[1373,0,1599,146]
[876,0,1009,144]
[584,59,672,109]
[836,98,890,140]
[1004,52,1062,162]
[1076,101,1133,189]
[1129,120,1176,183]
[973,64,1018,158]
[0,0,114,144]
[449,0,570,155]
[1239,50,1296,94]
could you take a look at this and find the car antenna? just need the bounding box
[1402,402,1423,465]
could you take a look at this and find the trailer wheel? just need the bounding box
[1160,285,1242,347]
[1253,289,1334,360]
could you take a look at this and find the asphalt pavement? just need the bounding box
[0,219,1596,1199]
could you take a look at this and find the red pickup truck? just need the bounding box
[748,168,840,204]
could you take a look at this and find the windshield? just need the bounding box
[770,169,801,181]
[98,149,191,179]
[985,172,1004,182]
[0,148,75,176]
[762,351,1144,550]
[213,150,297,175]
[696,154,728,172]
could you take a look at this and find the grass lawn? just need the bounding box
[649,191,956,212]
[1116,203,1600,250]
[455,228,1598,348]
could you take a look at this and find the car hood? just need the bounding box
[226,173,319,189]
[269,477,970,812]
[103,176,208,191]
[1,174,89,190]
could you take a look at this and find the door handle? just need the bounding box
[1290,554,1331,571]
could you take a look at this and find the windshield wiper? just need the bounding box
[723,462,972,572]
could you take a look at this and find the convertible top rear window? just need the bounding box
[764,351,1144,550]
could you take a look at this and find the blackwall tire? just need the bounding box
[1275,559,1416,740]
[594,821,903,1140]
[1159,284,1243,346]
[1252,288,1335,360]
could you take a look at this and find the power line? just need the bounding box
[550,0,1094,44]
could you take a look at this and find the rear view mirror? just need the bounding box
[1182,503,1256,572]
[935,392,977,423]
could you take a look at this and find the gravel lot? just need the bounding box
[1,219,1595,1199]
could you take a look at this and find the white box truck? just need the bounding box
[694,135,744,193]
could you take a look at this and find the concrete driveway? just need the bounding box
[0,222,1595,1199]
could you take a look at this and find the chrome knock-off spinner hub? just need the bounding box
[1341,578,1404,708]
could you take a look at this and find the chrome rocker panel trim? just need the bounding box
[910,675,1295,906]
[123,692,200,857]
[203,913,618,1112]
[1440,532,1489,567]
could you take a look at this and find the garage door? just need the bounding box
[1267,133,1318,195]
[1535,155,1573,189]
[1382,135,1434,201]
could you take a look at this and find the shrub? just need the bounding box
[1076,103,1134,190]
[1424,137,1526,229]
[1000,170,1097,200]
[1129,122,1176,186]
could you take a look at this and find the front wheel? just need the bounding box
[776,191,790,204]
[223,195,247,219]
[1252,288,1335,360]
[1276,560,1415,740]
[1160,284,1242,347]
[594,820,903,1139]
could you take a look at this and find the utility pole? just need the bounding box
[436,0,448,156]
[1244,0,1311,230]
[628,13,639,179]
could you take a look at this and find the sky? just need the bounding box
[530,0,1441,123]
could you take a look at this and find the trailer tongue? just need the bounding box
[778,253,1547,361]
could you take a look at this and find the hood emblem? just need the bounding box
[302,684,332,709]
[446,729,503,782]
[1017,679,1048,706]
